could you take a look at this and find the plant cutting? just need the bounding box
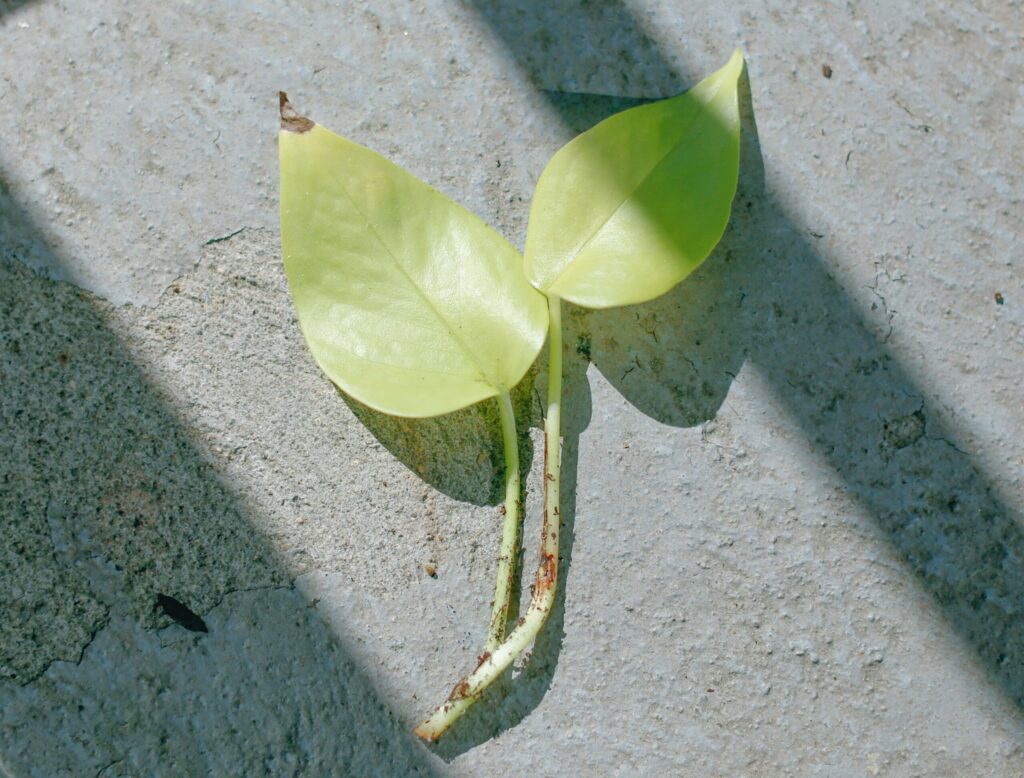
[278,49,744,740]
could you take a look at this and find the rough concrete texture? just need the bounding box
[2,0,1023,775]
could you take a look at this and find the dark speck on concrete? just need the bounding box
[156,594,208,633]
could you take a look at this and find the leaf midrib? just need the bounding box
[538,81,721,294]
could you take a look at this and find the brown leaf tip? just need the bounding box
[279,91,314,133]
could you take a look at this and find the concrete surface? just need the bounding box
[2,0,1023,775]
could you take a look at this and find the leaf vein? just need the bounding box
[543,83,719,293]
[326,163,493,387]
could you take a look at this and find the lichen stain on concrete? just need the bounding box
[880,409,926,459]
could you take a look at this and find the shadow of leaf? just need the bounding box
[468,0,1024,733]
[578,68,760,429]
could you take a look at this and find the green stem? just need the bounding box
[484,391,522,653]
[415,296,563,741]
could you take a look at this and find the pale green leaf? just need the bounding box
[279,102,548,418]
[524,49,744,308]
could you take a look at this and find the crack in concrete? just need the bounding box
[23,581,300,686]
[202,226,247,246]
[37,497,299,684]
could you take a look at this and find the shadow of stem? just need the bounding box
[427,428,581,758]
[343,368,539,507]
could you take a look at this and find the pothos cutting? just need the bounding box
[278,50,744,740]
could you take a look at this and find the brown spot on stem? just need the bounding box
[447,679,471,702]
[279,91,314,133]
[537,553,557,591]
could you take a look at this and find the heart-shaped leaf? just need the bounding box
[524,49,744,309]
[279,96,548,418]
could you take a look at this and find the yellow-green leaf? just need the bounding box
[279,97,548,418]
[524,49,744,309]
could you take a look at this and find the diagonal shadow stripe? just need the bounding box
[468,0,1024,716]
[0,169,439,773]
